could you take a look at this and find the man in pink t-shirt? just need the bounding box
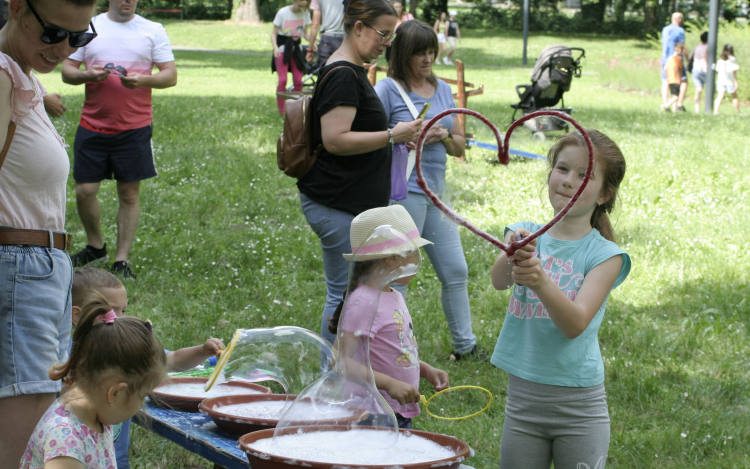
[61,0,176,279]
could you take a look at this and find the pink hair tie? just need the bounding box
[97,310,117,324]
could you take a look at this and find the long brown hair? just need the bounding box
[342,0,397,35]
[547,130,626,244]
[50,293,167,395]
[721,44,735,61]
[387,20,438,92]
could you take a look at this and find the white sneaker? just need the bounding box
[443,57,450,65]
[446,59,454,65]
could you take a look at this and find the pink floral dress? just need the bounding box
[20,400,116,469]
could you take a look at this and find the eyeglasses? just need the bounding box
[363,23,396,44]
[104,63,128,76]
[26,0,98,48]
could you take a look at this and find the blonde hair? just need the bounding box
[72,267,123,307]
[547,130,626,244]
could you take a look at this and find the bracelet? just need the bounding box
[388,128,394,147]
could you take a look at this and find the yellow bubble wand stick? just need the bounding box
[419,385,493,421]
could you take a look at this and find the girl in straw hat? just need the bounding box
[328,205,449,429]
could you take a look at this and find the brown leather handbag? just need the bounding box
[276,65,354,179]
[0,121,16,172]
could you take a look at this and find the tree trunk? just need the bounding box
[235,0,260,22]
[410,0,419,16]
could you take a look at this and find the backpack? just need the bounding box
[276,65,354,179]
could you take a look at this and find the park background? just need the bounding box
[37,0,750,467]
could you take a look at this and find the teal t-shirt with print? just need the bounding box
[491,222,631,387]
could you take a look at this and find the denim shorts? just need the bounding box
[692,70,707,89]
[0,245,73,398]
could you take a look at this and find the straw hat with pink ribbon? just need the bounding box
[343,205,433,261]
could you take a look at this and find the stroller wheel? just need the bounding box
[532,132,547,142]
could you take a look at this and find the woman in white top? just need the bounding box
[714,43,740,115]
[0,0,97,465]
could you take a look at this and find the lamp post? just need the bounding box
[704,0,719,114]
[522,0,529,65]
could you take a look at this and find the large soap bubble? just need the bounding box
[205,325,337,418]
[273,223,423,449]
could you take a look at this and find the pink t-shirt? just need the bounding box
[340,285,420,418]
[68,14,175,133]
[20,400,116,469]
[0,53,68,231]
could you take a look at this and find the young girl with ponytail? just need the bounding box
[490,130,631,469]
[20,294,167,469]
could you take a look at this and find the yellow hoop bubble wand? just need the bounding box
[419,385,493,421]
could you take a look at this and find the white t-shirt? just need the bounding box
[69,14,175,132]
[0,53,69,231]
[716,56,739,87]
[310,0,344,34]
[273,6,311,39]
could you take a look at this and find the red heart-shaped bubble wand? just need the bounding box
[414,109,594,257]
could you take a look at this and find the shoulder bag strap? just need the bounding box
[390,79,419,182]
[0,121,17,173]
[391,79,419,119]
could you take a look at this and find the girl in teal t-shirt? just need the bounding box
[490,130,631,469]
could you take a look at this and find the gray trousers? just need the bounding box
[500,374,610,469]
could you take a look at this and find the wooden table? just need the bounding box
[134,399,251,469]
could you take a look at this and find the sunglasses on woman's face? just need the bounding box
[26,0,98,48]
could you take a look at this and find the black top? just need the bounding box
[448,21,458,37]
[297,61,391,216]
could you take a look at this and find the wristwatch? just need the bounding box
[441,130,453,143]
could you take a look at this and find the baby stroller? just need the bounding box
[510,45,585,141]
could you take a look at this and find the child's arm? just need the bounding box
[304,25,311,44]
[373,369,421,405]
[270,25,281,58]
[456,24,462,42]
[491,228,536,290]
[433,20,439,33]
[45,457,85,469]
[166,338,225,372]
[512,248,623,339]
[419,361,449,391]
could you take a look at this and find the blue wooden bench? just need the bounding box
[134,399,252,469]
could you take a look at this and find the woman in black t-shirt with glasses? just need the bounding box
[298,0,423,344]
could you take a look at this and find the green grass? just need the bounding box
[36,21,750,469]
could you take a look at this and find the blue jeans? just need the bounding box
[391,193,476,354]
[300,193,354,344]
[113,418,132,469]
[0,245,73,398]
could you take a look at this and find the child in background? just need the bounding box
[662,42,686,113]
[714,43,740,115]
[21,294,167,469]
[271,0,312,115]
[444,10,461,66]
[329,205,449,429]
[490,130,631,469]
[71,267,224,469]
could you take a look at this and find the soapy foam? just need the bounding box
[157,382,263,398]
[215,401,356,420]
[248,429,456,465]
